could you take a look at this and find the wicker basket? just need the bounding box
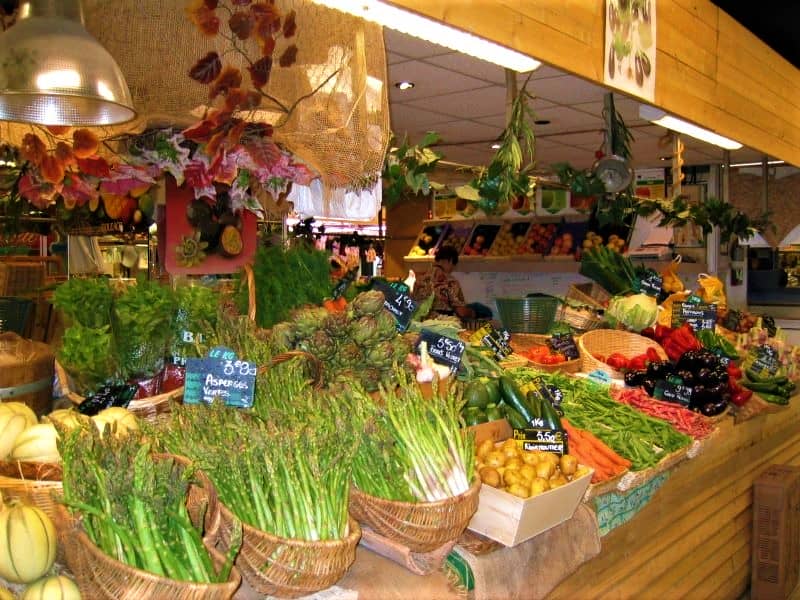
[558,283,610,332]
[0,462,62,523]
[54,360,182,421]
[567,282,611,308]
[510,333,582,374]
[57,454,237,600]
[349,477,481,553]
[0,331,54,416]
[495,296,560,334]
[578,330,668,379]
[217,502,360,598]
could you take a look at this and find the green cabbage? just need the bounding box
[606,293,659,332]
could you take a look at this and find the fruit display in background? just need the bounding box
[524,223,558,255]
[582,231,626,254]
[488,222,530,256]
[408,224,447,258]
[463,224,500,256]
[548,231,575,257]
[439,224,473,253]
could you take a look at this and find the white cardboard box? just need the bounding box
[467,467,592,547]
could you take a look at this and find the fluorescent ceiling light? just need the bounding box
[727,160,785,168]
[639,105,742,150]
[312,0,541,73]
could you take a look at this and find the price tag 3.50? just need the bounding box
[184,346,257,408]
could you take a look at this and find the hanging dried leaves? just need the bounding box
[20,134,47,167]
[248,56,273,88]
[189,52,222,84]
[72,129,100,159]
[209,66,243,100]
[186,0,220,36]
[46,125,71,136]
[279,45,298,68]
[228,11,253,40]
[258,35,276,58]
[282,10,296,38]
[40,155,66,185]
[54,142,76,167]
[76,156,111,179]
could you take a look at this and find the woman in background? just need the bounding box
[412,246,475,321]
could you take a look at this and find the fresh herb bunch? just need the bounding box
[456,75,536,214]
[381,132,444,207]
[59,425,240,583]
[235,245,332,329]
[57,324,118,393]
[352,372,475,502]
[152,377,358,541]
[53,277,114,329]
[170,283,219,361]
[113,279,177,378]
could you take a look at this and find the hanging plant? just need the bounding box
[381,132,444,207]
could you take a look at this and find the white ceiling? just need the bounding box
[384,30,769,173]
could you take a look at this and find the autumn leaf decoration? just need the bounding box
[186,0,299,117]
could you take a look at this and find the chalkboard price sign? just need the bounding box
[372,279,417,332]
[654,378,693,406]
[672,302,717,331]
[549,333,579,361]
[184,346,257,408]
[638,270,663,297]
[416,329,466,372]
[749,344,780,376]
[723,309,742,332]
[512,427,568,455]
[470,323,512,360]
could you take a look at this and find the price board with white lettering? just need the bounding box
[637,270,663,297]
[470,323,512,360]
[415,329,466,372]
[672,302,717,331]
[548,333,579,361]
[372,279,417,332]
[184,346,257,408]
[654,378,693,407]
[512,427,568,455]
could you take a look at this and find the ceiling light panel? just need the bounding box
[639,105,742,150]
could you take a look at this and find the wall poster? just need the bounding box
[604,0,656,102]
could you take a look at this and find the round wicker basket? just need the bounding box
[54,360,182,422]
[217,502,361,598]
[579,329,668,379]
[348,477,481,553]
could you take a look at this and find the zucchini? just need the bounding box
[498,376,535,425]
[539,397,563,431]
[503,405,528,430]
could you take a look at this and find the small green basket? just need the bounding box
[495,295,560,334]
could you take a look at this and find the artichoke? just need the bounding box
[292,306,328,339]
[374,310,398,342]
[323,311,351,338]
[366,340,396,368]
[269,322,297,353]
[351,290,385,317]
[338,341,365,367]
[349,315,379,346]
[359,367,383,392]
[300,329,337,360]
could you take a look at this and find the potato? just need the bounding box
[476,439,494,459]
[502,445,520,460]
[504,457,523,471]
[501,439,517,452]
[479,467,501,488]
[536,460,555,480]
[529,477,550,496]
[541,452,560,467]
[484,451,506,468]
[559,454,578,476]
[549,474,568,489]
[519,464,537,482]
[521,451,540,466]
[504,469,524,487]
[507,483,530,499]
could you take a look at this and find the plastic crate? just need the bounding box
[0,297,33,336]
[495,295,560,334]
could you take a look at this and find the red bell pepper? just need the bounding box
[628,354,649,371]
[606,353,630,370]
[646,347,661,363]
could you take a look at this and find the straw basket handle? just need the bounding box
[243,263,257,323]
[258,350,324,390]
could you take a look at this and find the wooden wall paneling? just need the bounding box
[658,1,718,77]
[672,0,719,29]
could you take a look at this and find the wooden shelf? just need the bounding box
[404,256,714,275]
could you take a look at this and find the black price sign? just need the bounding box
[654,378,693,407]
[184,346,257,408]
[549,333,579,361]
[372,279,417,332]
[416,329,466,372]
[512,428,568,455]
[750,344,780,376]
[638,270,663,297]
[470,323,512,360]
[672,302,717,331]
[332,267,359,299]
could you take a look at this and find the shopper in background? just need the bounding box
[413,246,476,321]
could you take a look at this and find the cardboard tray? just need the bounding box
[467,466,592,547]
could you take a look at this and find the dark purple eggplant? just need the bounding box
[676,370,695,387]
[647,360,674,379]
[701,399,728,417]
[624,370,647,387]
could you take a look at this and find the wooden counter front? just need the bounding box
[549,401,800,600]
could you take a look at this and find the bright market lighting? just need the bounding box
[639,105,743,150]
[312,0,541,73]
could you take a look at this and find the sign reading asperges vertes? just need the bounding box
[184,346,257,408]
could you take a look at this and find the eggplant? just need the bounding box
[676,370,695,387]
[647,360,674,379]
[697,368,713,383]
[701,399,728,417]
[624,370,647,387]
[676,351,703,373]
[712,369,729,385]
[642,378,657,396]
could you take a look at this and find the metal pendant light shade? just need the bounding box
[0,0,136,126]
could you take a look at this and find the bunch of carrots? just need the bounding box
[562,418,631,484]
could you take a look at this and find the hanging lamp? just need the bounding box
[0,0,136,126]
